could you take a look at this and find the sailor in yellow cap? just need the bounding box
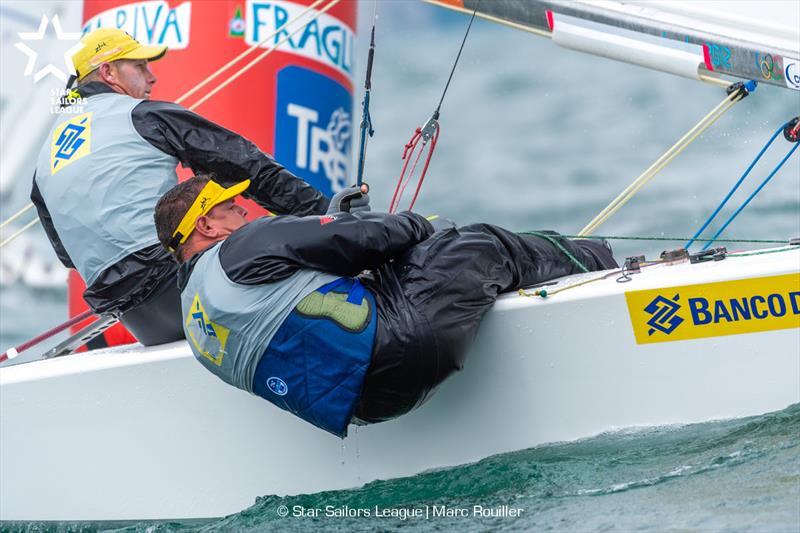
[30,28,369,347]
[68,28,166,98]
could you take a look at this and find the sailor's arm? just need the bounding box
[30,174,75,269]
[218,212,434,284]
[130,101,330,216]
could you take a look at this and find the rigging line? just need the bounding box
[356,0,378,186]
[175,0,327,105]
[517,243,800,301]
[389,3,479,213]
[580,91,741,236]
[583,96,739,235]
[522,231,589,272]
[0,202,33,230]
[518,269,621,299]
[0,218,39,249]
[189,0,342,111]
[698,73,732,89]
[685,123,786,249]
[434,1,480,117]
[701,141,799,251]
[579,89,744,237]
[519,232,790,244]
[729,247,798,257]
[533,234,789,244]
[423,1,551,39]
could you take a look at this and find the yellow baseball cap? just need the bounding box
[73,28,167,80]
[168,179,251,252]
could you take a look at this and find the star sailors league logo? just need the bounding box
[14,15,84,84]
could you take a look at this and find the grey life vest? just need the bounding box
[180,242,340,392]
[34,93,178,285]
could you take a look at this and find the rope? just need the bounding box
[728,246,797,257]
[434,1,479,118]
[188,0,342,111]
[700,141,798,250]
[579,88,747,237]
[175,0,327,106]
[516,243,799,301]
[356,1,378,186]
[390,4,477,213]
[0,203,34,230]
[0,218,39,249]
[519,231,589,272]
[423,0,552,39]
[685,123,788,249]
[518,269,620,299]
[546,234,789,244]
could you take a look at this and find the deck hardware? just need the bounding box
[784,117,800,143]
[690,247,727,264]
[623,255,646,273]
[660,248,690,263]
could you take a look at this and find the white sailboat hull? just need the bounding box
[2,248,798,520]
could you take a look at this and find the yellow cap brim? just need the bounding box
[119,44,167,63]
[215,180,250,203]
[168,179,250,252]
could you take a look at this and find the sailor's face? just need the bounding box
[110,59,157,99]
[204,198,248,238]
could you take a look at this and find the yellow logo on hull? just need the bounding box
[50,112,92,174]
[626,274,800,344]
[185,294,230,366]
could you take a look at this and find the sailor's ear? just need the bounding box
[194,215,218,238]
[96,62,115,83]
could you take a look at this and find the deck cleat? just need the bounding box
[690,247,727,264]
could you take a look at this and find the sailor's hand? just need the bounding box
[426,214,456,233]
[328,184,371,214]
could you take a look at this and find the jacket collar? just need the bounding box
[176,251,205,291]
[72,81,118,98]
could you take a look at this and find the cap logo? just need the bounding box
[89,46,123,68]
[199,196,210,210]
[94,41,106,53]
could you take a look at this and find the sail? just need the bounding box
[427,0,800,90]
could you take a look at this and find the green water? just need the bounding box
[3,403,798,532]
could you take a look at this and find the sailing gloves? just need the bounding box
[327,184,371,215]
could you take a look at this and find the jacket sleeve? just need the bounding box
[219,211,434,285]
[130,100,330,216]
[30,173,75,269]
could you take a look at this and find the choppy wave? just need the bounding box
[4,403,797,533]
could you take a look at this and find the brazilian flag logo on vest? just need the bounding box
[186,294,230,366]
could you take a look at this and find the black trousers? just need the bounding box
[355,224,617,424]
[117,273,184,346]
